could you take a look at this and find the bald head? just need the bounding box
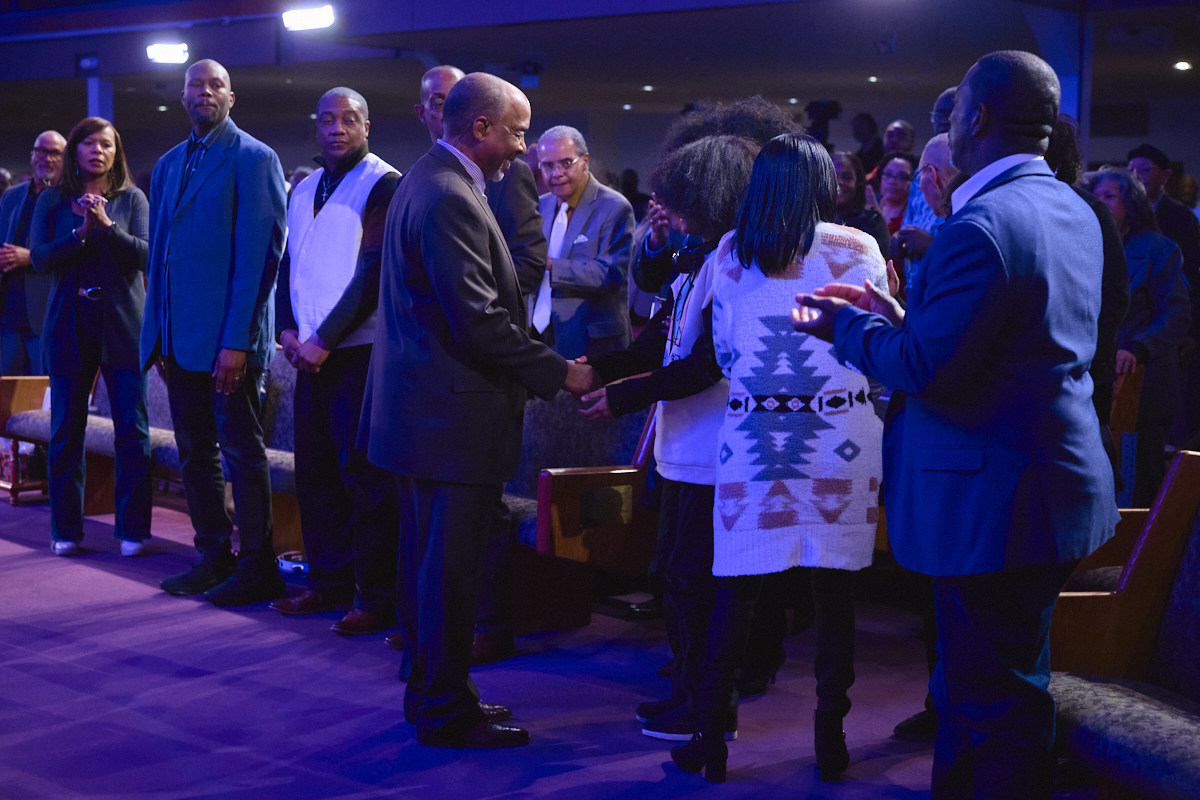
[30,130,66,188]
[181,58,235,137]
[415,65,465,143]
[918,133,958,218]
[949,50,1059,177]
[441,73,531,181]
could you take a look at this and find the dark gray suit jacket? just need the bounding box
[360,144,567,484]
[0,182,54,336]
[29,187,148,373]
[487,158,546,298]
[538,176,635,358]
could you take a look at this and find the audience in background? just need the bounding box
[0,130,65,376]
[850,112,884,174]
[831,151,889,256]
[30,117,151,558]
[876,151,918,236]
[1086,166,1191,506]
[621,168,651,221]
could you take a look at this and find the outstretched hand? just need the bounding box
[563,359,596,399]
[791,293,850,342]
[814,277,905,328]
[579,387,612,421]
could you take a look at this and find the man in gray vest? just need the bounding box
[272,87,402,636]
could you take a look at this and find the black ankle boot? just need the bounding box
[670,732,728,783]
[813,710,850,782]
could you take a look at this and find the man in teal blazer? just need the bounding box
[795,51,1119,798]
[140,59,288,607]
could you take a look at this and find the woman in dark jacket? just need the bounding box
[31,117,151,556]
[831,151,890,256]
[1085,165,1191,506]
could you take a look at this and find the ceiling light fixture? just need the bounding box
[157,105,168,112]
[622,104,632,110]
[1175,61,1193,71]
[146,43,188,64]
[789,98,798,104]
[283,5,335,31]
[642,85,654,92]
[867,76,878,83]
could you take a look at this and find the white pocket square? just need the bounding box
[573,234,589,244]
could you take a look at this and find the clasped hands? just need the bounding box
[75,194,113,240]
[280,328,330,374]
[792,260,904,341]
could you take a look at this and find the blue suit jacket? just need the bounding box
[834,159,1119,576]
[140,117,287,372]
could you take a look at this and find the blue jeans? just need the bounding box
[49,365,151,543]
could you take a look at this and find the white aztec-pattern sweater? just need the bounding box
[710,223,887,576]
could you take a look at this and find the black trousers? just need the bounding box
[696,568,857,736]
[293,345,398,614]
[929,559,1078,800]
[658,479,718,708]
[474,497,515,636]
[396,474,499,734]
[164,354,274,575]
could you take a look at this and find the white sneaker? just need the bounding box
[51,541,81,556]
[120,540,146,557]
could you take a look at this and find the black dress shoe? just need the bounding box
[627,597,664,619]
[814,710,850,782]
[161,560,235,596]
[417,720,530,748]
[480,703,512,723]
[893,709,938,742]
[204,572,286,607]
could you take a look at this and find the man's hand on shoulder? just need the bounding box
[563,358,597,399]
[213,348,247,395]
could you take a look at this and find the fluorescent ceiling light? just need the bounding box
[1175,61,1193,71]
[283,5,335,31]
[642,85,654,91]
[147,43,188,64]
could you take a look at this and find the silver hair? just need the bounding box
[538,125,588,156]
[318,87,369,121]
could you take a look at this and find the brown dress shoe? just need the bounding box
[270,590,349,615]
[385,631,405,650]
[331,608,397,637]
[471,630,516,665]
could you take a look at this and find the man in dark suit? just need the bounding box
[0,130,64,375]
[795,51,1119,798]
[360,72,593,748]
[1127,143,1200,446]
[141,59,288,607]
[410,64,548,663]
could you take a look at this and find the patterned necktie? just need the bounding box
[533,203,569,333]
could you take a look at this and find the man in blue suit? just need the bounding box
[141,59,288,607]
[794,51,1119,798]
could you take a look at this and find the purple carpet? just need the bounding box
[0,496,1097,799]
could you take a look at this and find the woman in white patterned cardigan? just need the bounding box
[670,133,887,784]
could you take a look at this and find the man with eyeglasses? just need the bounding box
[895,88,958,267]
[410,64,549,666]
[0,131,65,375]
[533,124,635,359]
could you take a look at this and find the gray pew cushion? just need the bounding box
[1062,566,1124,593]
[261,348,296,452]
[1052,672,1200,800]
[1149,514,1200,700]
[502,493,539,548]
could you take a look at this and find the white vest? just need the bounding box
[287,153,396,348]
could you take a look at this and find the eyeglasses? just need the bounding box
[916,164,937,180]
[672,238,715,273]
[539,155,583,175]
[32,147,63,159]
[881,169,913,182]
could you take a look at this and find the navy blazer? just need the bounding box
[29,187,148,374]
[360,144,567,484]
[0,182,54,336]
[140,117,287,372]
[834,159,1119,576]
